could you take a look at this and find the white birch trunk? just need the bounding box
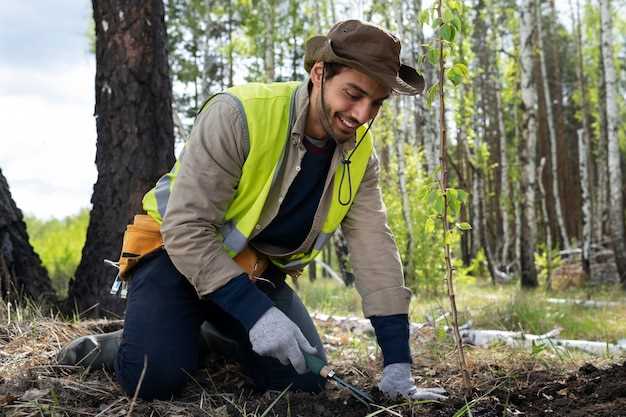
[263,2,275,82]
[578,129,592,275]
[600,0,626,287]
[535,0,570,250]
[519,0,539,287]
[570,0,594,271]
[596,19,610,246]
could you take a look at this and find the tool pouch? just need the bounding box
[118,214,164,279]
[234,246,270,281]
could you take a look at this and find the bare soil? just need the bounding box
[2,318,626,416]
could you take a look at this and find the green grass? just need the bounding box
[25,209,89,297]
[297,275,626,344]
[296,273,361,316]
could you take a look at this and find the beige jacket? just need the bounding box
[161,80,412,317]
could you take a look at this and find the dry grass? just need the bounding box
[2,295,626,416]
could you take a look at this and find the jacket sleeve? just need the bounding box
[161,95,249,297]
[340,150,413,317]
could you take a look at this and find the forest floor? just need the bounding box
[2,308,626,417]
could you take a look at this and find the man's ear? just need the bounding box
[309,62,324,87]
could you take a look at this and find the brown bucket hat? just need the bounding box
[304,20,425,95]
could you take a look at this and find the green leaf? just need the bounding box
[427,47,439,66]
[452,62,469,77]
[457,189,468,203]
[425,217,435,234]
[419,9,430,25]
[449,196,461,215]
[433,192,444,213]
[451,15,463,32]
[447,0,461,12]
[447,67,463,86]
[444,230,461,245]
[426,83,439,106]
[440,23,456,42]
[456,222,472,231]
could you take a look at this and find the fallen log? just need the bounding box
[546,298,625,308]
[459,326,626,355]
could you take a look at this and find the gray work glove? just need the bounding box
[249,307,317,374]
[378,363,448,401]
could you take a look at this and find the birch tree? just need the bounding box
[536,0,570,250]
[578,129,592,275]
[599,0,626,288]
[570,0,594,274]
[519,0,539,287]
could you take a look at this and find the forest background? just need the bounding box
[1,0,626,328]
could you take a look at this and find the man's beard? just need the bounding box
[319,87,356,144]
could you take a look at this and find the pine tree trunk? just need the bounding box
[66,0,176,317]
[519,0,539,288]
[535,0,570,250]
[0,169,55,304]
[599,0,626,288]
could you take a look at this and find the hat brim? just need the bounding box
[304,36,425,96]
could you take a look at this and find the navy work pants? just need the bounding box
[115,250,326,400]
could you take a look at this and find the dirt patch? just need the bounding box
[2,317,626,416]
[3,358,626,416]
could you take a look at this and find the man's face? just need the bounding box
[310,63,390,143]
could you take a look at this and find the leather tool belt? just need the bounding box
[117,214,270,281]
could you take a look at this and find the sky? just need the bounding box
[0,1,96,219]
[0,1,621,220]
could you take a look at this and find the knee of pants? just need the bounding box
[116,350,197,401]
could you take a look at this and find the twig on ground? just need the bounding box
[127,354,148,417]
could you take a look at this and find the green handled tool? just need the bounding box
[304,352,373,406]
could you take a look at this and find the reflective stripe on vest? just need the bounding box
[142,81,374,269]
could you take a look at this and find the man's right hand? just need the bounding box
[249,306,317,374]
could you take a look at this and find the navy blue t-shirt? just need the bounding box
[252,136,335,250]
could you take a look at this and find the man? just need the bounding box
[59,19,447,402]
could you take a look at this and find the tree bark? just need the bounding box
[262,0,275,82]
[570,0,594,272]
[0,169,55,304]
[599,0,626,288]
[519,0,539,288]
[538,158,553,290]
[535,0,570,250]
[66,0,176,317]
[333,230,354,286]
[578,129,592,276]
[393,1,416,283]
[596,13,609,246]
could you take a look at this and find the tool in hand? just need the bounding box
[304,352,373,406]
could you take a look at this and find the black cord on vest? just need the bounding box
[320,64,377,206]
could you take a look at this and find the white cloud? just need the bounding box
[0,59,97,220]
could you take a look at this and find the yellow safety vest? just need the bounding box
[142,82,374,270]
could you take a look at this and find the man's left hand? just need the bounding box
[378,363,448,401]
